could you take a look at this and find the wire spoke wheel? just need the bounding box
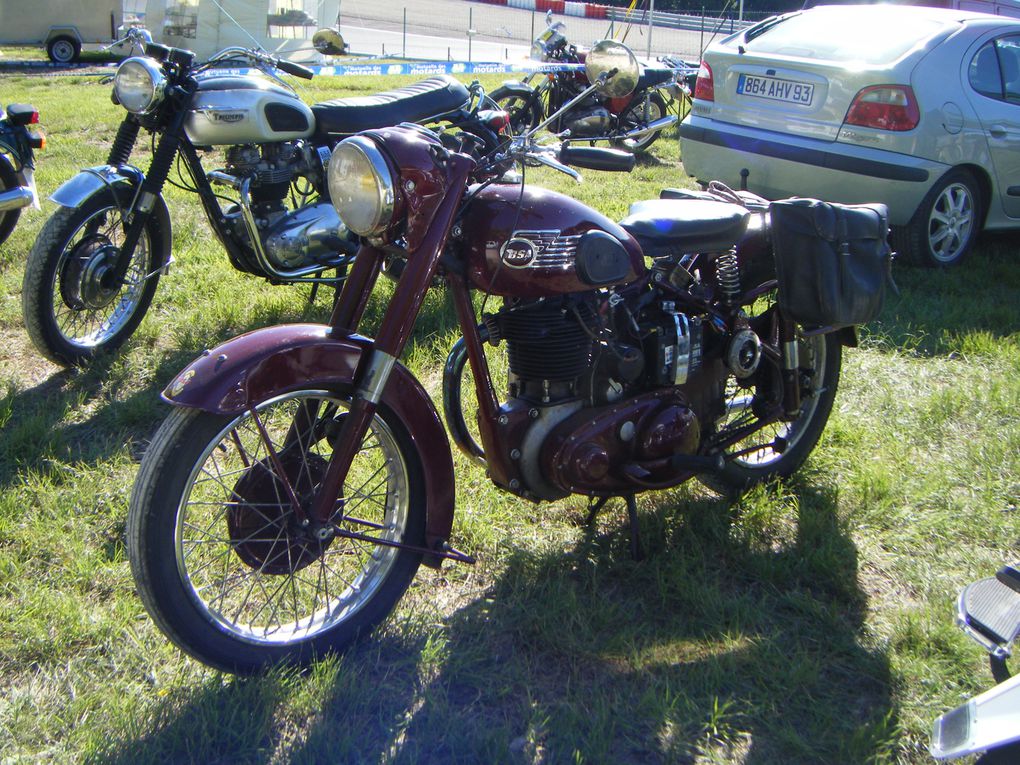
[699,293,841,495]
[178,392,410,644]
[22,188,166,365]
[129,389,425,672]
[51,207,151,349]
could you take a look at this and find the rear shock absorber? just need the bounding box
[715,249,740,307]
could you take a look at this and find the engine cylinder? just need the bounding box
[498,301,594,382]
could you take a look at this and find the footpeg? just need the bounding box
[957,575,1020,657]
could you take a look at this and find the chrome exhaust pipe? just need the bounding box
[620,115,677,140]
[0,186,35,212]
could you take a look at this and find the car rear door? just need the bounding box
[963,32,1020,219]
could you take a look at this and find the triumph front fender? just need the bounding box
[50,164,145,210]
[163,323,456,565]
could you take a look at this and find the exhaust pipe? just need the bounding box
[0,186,35,212]
[620,115,677,140]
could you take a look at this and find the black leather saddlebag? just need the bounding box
[769,198,891,327]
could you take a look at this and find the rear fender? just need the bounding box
[163,323,456,565]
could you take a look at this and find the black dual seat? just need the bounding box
[619,198,750,254]
[312,75,470,138]
[635,67,676,91]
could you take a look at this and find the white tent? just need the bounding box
[144,0,339,60]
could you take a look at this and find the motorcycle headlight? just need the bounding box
[114,57,167,115]
[327,136,397,238]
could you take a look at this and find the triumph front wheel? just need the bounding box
[21,189,167,365]
[127,390,426,674]
[699,315,842,496]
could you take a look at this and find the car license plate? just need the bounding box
[737,74,814,105]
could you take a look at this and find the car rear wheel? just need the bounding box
[894,168,980,268]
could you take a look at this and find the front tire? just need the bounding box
[491,86,543,135]
[893,168,981,268]
[127,390,426,674]
[699,301,842,495]
[21,188,167,365]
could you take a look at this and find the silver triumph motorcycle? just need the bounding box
[21,30,484,366]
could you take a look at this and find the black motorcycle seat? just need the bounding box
[312,76,470,137]
[637,67,676,91]
[619,199,750,253]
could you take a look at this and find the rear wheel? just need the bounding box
[21,188,166,365]
[893,168,981,268]
[0,155,22,246]
[617,92,668,153]
[127,390,426,674]
[699,294,842,496]
[491,86,542,135]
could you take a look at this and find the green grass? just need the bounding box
[0,69,1018,764]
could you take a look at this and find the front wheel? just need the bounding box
[699,309,842,496]
[617,92,668,153]
[21,188,167,365]
[127,390,426,674]
[491,86,543,135]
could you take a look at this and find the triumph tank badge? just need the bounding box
[500,237,538,268]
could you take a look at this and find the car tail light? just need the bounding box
[844,85,919,131]
[693,61,714,102]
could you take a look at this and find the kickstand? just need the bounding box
[585,495,611,526]
[625,494,644,561]
[308,282,319,305]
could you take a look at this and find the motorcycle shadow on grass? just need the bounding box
[94,480,896,764]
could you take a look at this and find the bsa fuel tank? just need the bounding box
[460,184,646,298]
[185,74,314,145]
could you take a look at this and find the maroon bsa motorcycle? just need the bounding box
[127,41,891,673]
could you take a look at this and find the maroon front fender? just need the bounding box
[163,323,456,564]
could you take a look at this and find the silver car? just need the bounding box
[679,4,1020,266]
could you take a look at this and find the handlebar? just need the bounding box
[275,59,315,80]
[559,145,636,173]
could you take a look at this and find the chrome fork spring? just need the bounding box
[715,249,740,307]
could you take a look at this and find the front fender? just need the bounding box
[50,164,145,209]
[496,80,537,98]
[163,323,457,564]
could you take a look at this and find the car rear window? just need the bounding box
[743,10,949,65]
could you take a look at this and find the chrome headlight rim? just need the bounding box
[327,135,397,238]
[114,57,167,115]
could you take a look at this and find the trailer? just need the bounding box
[0,0,124,63]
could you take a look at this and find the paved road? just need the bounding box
[336,0,718,61]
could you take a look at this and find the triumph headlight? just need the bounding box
[327,136,397,238]
[114,57,167,115]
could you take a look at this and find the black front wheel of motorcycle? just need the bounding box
[21,188,167,365]
[490,86,543,135]
[0,154,23,246]
[127,389,426,674]
[699,310,842,496]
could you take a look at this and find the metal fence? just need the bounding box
[334,0,774,63]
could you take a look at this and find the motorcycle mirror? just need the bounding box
[312,28,347,56]
[585,40,639,99]
[546,9,553,24]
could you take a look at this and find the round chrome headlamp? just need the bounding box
[327,136,397,238]
[114,57,167,115]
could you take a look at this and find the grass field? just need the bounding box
[0,65,1018,764]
